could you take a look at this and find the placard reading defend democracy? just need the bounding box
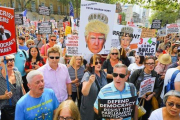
[139,77,155,98]
[0,6,17,56]
[98,96,137,119]
[15,14,23,25]
[38,22,52,34]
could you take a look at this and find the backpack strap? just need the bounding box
[129,83,135,97]
[22,50,27,60]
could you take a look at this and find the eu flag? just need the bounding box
[69,1,74,17]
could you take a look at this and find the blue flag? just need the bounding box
[21,9,27,16]
[69,1,74,17]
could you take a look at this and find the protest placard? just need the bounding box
[139,77,155,98]
[157,27,166,36]
[166,23,180,34]
[78,1,116,54]
[0,6,17,56]
[66,34,81,56]
[63,21,70,30]
[151,19,162,29]
[141,28,156,38]
[112,25,142,50]
[137,38,156,56]
[98,96,137,119]
[38,22,52,34]
[15,14,23,25]
[39,5,50,16]
[65,26,72,36]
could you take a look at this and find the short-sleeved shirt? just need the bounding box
[40,44,51,56]
[94,82,138,120]
[149,108,163,120]
[128,63,144,76]
[19,45,28,51]
[15,88,59,120]
[38,63,71,102]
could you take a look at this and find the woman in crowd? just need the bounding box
[80,56,107,120]
[149,90,180,120]
[26,39,35,49]
[0,55,26,116]
[170,46,178,63]
[129,56,159,120]
[128,50,136,64]
[128,55,144,76]
[53,100,80,120]
[119,48,130,67]
[68,56,85,109]
[103,47,120,83]
[25,46,46,73]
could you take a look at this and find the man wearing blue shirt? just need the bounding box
[18,36,28,51]
[94,63,138,120]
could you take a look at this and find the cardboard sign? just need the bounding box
[78,1,116,54]
[98,96,137,119]
[166,23,180,34]
[0,6,17,56]
[141,28,156,38]
[15,14,23,25]
[39,5,50,16]
[151,19,162,29]
[139,77,155,97]
[38,22,52,34]
[137,38,156,56]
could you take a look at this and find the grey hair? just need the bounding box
[106,47,120,59]
[113,63,128,75]
[0,55,15,64]
[163,90,180,104]
[26,70,43,83]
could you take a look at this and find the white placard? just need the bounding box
[166,23,180,34]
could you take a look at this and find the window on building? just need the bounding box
[4,3,6,7]
[33,16,36,21]
[8,3,10,7]
[50,4,53,14]
[12,2,15,8]
[64,6,67,15]
[31,1,36,12]
[41,3,45,6]
[18,4,22,11]
[58,6,61,15]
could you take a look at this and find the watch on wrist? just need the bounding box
[68,95,72,98]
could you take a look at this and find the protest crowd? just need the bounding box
[1,1,180,120]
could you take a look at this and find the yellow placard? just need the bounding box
[65,26,72,36]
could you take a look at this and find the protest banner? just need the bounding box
[66,34,81,56]
[139,77,155,98]
[141,28,156,38]
[39,5,50,16]
[65,26,72,36]
[112,25,142,51]
[98,96,137,119]
[78,1,116,54]
[15,14,23,25]
[151,19,162,29]
[38,22,52,34]
[157,27,166,36]
[0,6,17,56]
[137,38,156,56]
[166,23,180,34]
[57,20,63,28]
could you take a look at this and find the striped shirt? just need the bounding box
[94,82,138,120]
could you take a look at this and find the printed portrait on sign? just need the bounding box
[0,25,11,41]
[84,13,109,54]
[119,26,133,49]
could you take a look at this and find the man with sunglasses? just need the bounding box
[94,63,138,120]
[38,46,72,103]
[40,34,57,59]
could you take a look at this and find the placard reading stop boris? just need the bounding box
[0,6,17,56]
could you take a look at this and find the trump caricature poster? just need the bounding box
[0,6,17,56]
[78,1,116,54]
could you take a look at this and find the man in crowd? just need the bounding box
[158,36,170,50]
[38,46,72,103]
[34,32,45,50]
[18,36,28,51]
[15,70,59,120]
[94,63,138,120]
[41,34,57,59]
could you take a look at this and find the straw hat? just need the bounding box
[158,54,171,65]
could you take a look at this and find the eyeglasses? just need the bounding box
[111,53,118,55]
[167,102,180,109]
[51,39,56,41]
[58,116,74,120]
[25,36,29,37]
[2,58,14,63]
[28,43,35,46]
[145,63,155,66]
[49,56,60,59]
[95,61,102,65]
[112,73,126,78]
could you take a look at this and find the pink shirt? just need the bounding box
[40,44,51,55]
[38,63,71,102]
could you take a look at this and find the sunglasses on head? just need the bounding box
[2,58,14,63]
[111,53,118,55]
[51,39,56,41]
[167,102,180,109]
[112,73,126,78]
[95,61,102,65]
[49,56,60,59]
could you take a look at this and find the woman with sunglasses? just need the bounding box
[68,56,85,109]
[53,100,80,120]
[26,39,35,49]
[129,56,160,120]
[0,55,26,116]
[149,90,180,120]
[103,47,121,83]
[80,56,107,120]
